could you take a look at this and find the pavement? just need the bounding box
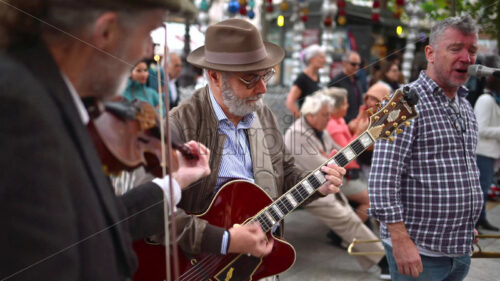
[278,201,500,281]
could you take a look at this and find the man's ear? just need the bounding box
[92,12,120,49]
[424,45,435,64]
[207,69,222,88]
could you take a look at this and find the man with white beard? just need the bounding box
[169,18,346,265]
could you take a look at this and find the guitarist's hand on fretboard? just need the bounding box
[316,163,346,196]
[228,222,274,257]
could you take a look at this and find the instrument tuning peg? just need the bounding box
[384,95,390,101]
[385,130,391,136]
[389,136,395,142]
[396,128,403,134]
[405,121,411,127]
[376,102,381,108]
[366,108,374,116]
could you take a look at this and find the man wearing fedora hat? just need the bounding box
[0,0,212,280]
[169,18,346,264]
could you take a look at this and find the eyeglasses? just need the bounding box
[238,68,275,89]
[349,62,360,67]
[447,101,466,135]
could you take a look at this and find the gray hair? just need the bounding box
[167,52,182,64]
[429,14,478,48]
[300,92,333,116]
[301,44,324,65]
[321,87,347,111]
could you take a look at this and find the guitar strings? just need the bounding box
[177,254,235,280]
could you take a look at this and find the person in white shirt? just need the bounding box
[475,72,500,231]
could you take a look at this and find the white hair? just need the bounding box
[321,87,347,111]
[301,44,325,65]
[300,92,333,116]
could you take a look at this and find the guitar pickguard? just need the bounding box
[214,254,262,281]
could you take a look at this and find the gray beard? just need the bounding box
[221,78,263,117]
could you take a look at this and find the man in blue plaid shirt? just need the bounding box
[368,14,483,281]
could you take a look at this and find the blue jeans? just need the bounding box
[383,243,471,281]
[477,155,495,221]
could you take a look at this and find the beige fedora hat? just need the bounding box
[187,18,285,72]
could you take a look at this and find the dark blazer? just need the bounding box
[0,43,165,280]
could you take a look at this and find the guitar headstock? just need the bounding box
[367,86,419,141]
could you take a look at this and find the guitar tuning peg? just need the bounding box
[393,122,398,128]
[401,115,407,121]
[373,115,380,121]
[366,108,374,116]
[396,128,403,134]
[385,130,391,136]
[391,102,396,107]
[376,102,381,108]
[384,95,390,101]
[389,136,395,142]
[405,121,411,127]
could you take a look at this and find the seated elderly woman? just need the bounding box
[324,87,371,224]
[284,92,389,279]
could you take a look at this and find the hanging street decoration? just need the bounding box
[228,0,239,14]
[401,1,422,81]
[280,1,289,12]
[291,0,305,82]
[320,0,338,87]
[297,0,309,22]
[337,0,346,25]
[226,0,255,19]
[372,0,380,22]
[265,0,274,13]
[394,0,405,18]
[198,0,210,33]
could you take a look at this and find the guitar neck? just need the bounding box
[250,131,375,232]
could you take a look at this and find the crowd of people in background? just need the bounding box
[1,1,499,280]
[101,13,500,281]
[103,12,500,281]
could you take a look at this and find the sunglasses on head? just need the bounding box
[238,68,275,89]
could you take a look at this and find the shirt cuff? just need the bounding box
[152,176,181,212]
[221,230,230,255]
[368,205,404,224]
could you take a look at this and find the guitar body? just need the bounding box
[133,180,296,281]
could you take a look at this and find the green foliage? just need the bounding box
[420,0,499,50]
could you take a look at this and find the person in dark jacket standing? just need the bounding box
[328,51,364,123]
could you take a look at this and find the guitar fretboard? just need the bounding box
[250,132,375,232]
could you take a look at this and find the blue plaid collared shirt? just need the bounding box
[368,71,483,255]
[209,91,255,191]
